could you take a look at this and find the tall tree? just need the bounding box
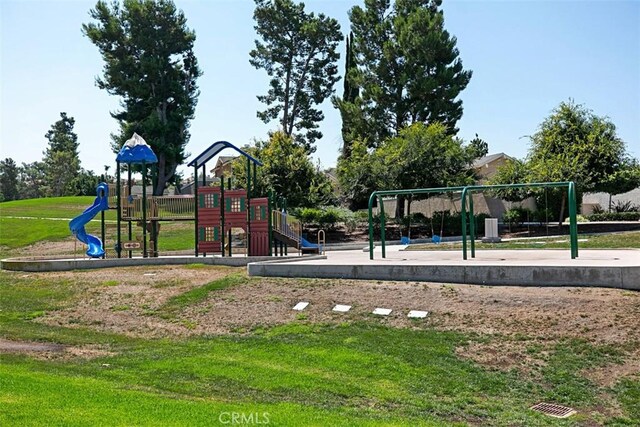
[494,100,638,223]
[334,31,365,159]
[83,0,201,195]
[42,112,81,197]
[250,0,342,153]
[375,122,478,215]
[0,158,19,201]
[346,0,472,144]
[17,162,46,200]
[468,133,489,160]
[336,138,383,209]
[599,159,640,211]
[44,112,79,157]
[232,132,336,208]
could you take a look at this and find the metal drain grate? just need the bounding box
[530,402,576,418]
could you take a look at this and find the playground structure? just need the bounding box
[189,140,321,257]
[367,182,579,260]
[70,135,321,259]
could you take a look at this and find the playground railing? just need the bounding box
[108,183,129,208]
[121,195,195,220]
[272,210,301,242]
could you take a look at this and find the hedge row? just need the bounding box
[586,212,640,222]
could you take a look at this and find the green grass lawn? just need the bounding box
[1,270,638,426]
[406,231,640,251]
[0,196,116,219]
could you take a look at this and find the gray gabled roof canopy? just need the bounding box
[187,141,263,168]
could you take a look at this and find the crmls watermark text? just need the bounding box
[218,412,270,425]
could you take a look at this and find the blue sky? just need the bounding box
[1,0,638,179]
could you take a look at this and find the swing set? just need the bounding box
[367,182,579,260]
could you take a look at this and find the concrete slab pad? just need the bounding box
[332,304,351,313]
[247,248,640,289]
[372,308,392,316]
[292,302,309,311]
[408,310,429,318]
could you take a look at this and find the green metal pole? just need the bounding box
[100,175,106,259]
[469,191,476,258]
[379,195,386,259]
[194,165,199,257]
[116,162,121,258]
[127,167,132,258]
[268,189,273,256]
[461,187,469,260]
[246,157,251,256]
[221,173,225,257]
[368,191,376,260]
[201,165,206,257]
[142,161,147,258]
[253,163,257,193]
[569,182,578,259]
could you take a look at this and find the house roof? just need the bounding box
[216,156,237,165]
[472,152,512,169]
[187,141,262,168]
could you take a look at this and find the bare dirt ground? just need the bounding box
[21,265,640,384]
[0,338,114,361]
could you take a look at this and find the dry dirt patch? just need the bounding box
[35,268,640,382]
[0,338,113,360]
[38,265,232,337]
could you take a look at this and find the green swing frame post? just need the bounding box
[367,181,579,261]
[460,182,578,260]
[368,186,466,260]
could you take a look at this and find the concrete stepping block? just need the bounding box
[372,308,392,316]
[332,304,351,313]
[292,302,309,311]
[407,310,429,319]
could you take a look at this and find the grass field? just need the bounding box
[1,269,639,426]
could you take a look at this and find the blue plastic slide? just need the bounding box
[300,236,321,252]
[69,183,109,258]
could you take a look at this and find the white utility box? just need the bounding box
[481,218,501,243]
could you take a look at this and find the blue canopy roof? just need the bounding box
[188,140,262,169]
[116,133,158,164]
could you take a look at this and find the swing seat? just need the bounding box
[432,235,442,244]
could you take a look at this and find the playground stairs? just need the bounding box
[272,211,319,255]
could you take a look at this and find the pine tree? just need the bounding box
[0,158,19,201]
[348,0,472,142]
[250,0,342,153]
[83,0,201,195]
[42,112,81,197]
[336,31,361,158]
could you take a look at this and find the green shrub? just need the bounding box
[503,207,533,226]
[613,200,639,213]
[354,210,370,225]
[296,207,322,226]
[586,212,640,221]
[318,206,343,230]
